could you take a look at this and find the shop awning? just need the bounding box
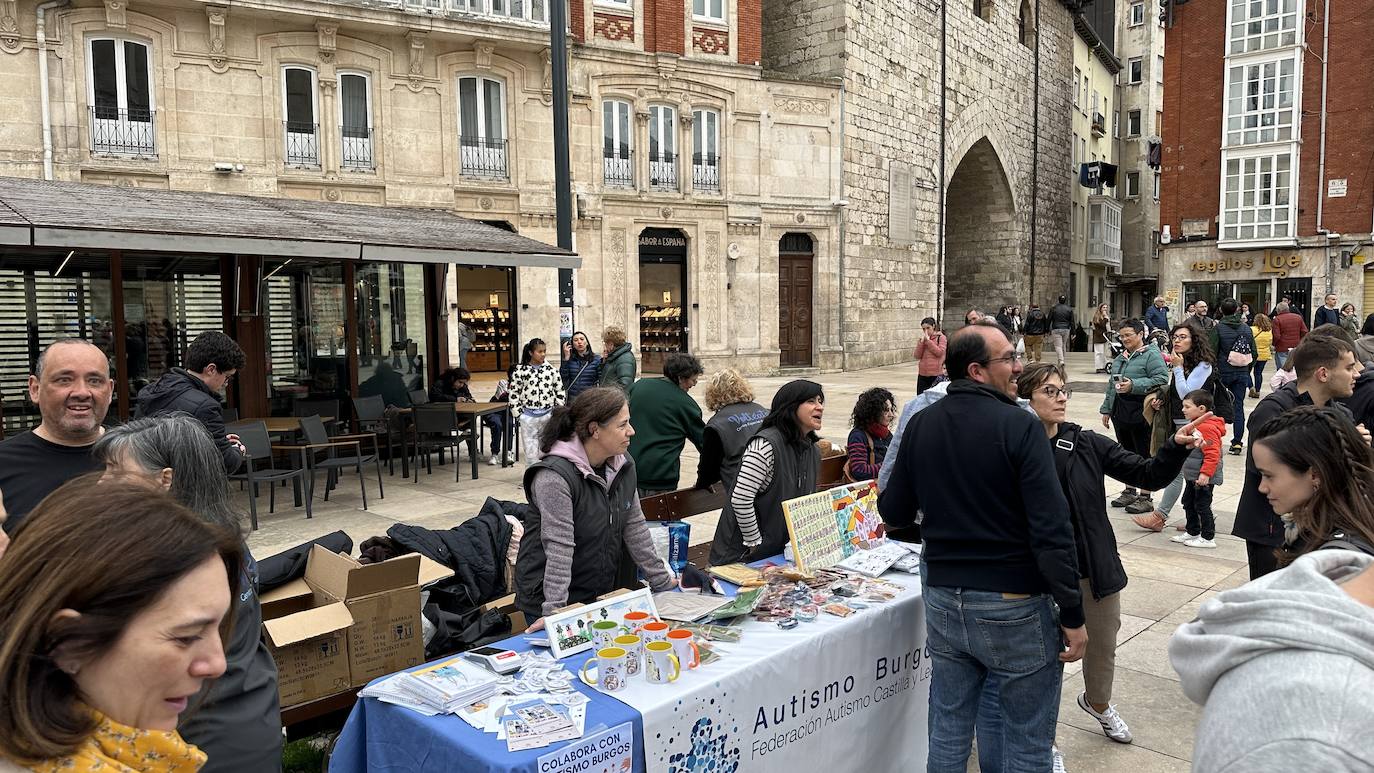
[0,176,578,269]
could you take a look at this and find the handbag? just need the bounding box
[842,433,875,483]
[1224,324,1255,367]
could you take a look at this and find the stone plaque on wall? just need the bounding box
[889,161,915,245]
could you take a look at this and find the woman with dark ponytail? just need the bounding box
[709,380,825,565]
[510,338,564,465]
[513,387,678,626]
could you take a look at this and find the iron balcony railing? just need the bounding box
[459,136,508,179]
[692,153,720,192]
[603,149,633,188]
[89,107,156,156]
[649,153,677,191]
[283,121,320,167]
[341,126,374,170]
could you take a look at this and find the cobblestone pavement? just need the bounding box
[245,352,1252,771]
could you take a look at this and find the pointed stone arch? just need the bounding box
[942,137,1023,328]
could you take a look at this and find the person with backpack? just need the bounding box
[1169,408,1374,772]
[1208,298,1258,456]
[1023,304,1050,363]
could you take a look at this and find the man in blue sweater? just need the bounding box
[879,320,1086,773]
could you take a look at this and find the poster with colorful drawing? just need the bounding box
[784,481,885,573]
[545,588,659,659]
[833,480,883,550]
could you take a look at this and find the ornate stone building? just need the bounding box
[764,0,1075,368]
[0,0,841,375]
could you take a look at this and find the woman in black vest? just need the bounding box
[693,368,768,491]
[515,387,678,627]
[709,380,824,566]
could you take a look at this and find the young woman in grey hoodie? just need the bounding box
[1170,406,1374,771]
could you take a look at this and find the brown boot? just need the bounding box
[1131,510,1167,532]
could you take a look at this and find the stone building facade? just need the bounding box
[1068,8,1121,325]
[0,0,840,375]
[764,0,1075,367]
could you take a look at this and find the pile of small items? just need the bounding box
[750,565,904,630]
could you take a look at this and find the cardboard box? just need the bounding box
[260,545,455,706]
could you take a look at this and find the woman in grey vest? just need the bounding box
[516,387,678,626]
[709,380,824,566]
[693,369,768,491]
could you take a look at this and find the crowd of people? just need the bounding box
[2,293,1373,772]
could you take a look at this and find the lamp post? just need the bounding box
[550,0,575,330]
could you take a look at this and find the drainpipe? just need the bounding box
[1028,0,1040,305]
[837,79,847,370]
[1314,0,1330,238]
[37,0,70,181]
[936,0,947,323]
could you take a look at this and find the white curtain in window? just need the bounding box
[340,74,369,136]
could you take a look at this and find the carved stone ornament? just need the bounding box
[478,196,493,210]
[1,0,21,54]
[539,47,553,104]
[316,22,337,64]
[206,6,228,73]
[103,0,127,29]
[405,30,426,88]
[660,207,672,219]
[634,108,650,125]
[474,41,494,69]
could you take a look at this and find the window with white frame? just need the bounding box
[1229,0,1298,54]
[1081,74,1089,112]
[692,108,720,192]
[1129,1,1144,25]
[1127,109,1141,137]
[1126,171,1141,197]
[1153,171,1161,199]
[648,105,677,191]
[282,66,319,167]
[339,72,373,170]
[1221,152,1292,241]
[458,75,507,178]
[596,0,630,8]
[88,37,155,156]
[1072,68,1081,107]
[602,99,632,188]
[1156,54,1165,84]
[1127,57,1142,84]
[693,0,724,22]
[487,0,548,22]
[1071,131,1079,177]
[1226,57,1295,146]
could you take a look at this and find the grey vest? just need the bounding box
[706,401,768,491]
[515,455,637,619]
[708,426,820,566]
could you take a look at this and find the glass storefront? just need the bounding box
[262,260,350,416]
[453,266,515,373]
[121,254,224,401]
[356,262,428,406]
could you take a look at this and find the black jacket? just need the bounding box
[1051,424,1190,599]
[386,499,518,610]
[1233,383,1353,545]
[878,381,1084,628]
[1050,303,1075,330]
[1339,370,1374,430]
[135,368,242,473]
[1024,309,1050,335]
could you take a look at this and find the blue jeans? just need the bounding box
[1221,372,1250,443]
[1274,350,1289,370]
[922,568,1065,773]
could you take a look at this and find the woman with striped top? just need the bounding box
[708,380,824,566]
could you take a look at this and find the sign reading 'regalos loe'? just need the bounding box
[1190,251,1304,278]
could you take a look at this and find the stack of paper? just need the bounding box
[359,656,500,715]
[834,541,916,577]
[502,698,582,751]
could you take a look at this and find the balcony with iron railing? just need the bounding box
[692,153,720,192]
[649,153,677,191]
[283,121,320,168]
[459,136,508,179]
[341,126,374,170]
[603,150,633,189]
[89,107,156,157]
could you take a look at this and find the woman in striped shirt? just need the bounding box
[708,380,825,566]
[845,387,895,481]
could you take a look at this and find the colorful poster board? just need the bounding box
[782,481,884,573]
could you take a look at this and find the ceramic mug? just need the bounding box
[666,628,700,670]
[579,647,628,692]
[590,620,621,651]
[640,621,672,643]
[644,641,681,684]
[613,634,643,678]
[622,611,654,632]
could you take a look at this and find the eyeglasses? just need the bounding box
[982,352,1024,366]
[1037,385,1072,400]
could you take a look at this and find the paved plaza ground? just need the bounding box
[244,352,1256,772]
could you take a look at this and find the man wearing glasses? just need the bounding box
[878,319,1085,772]
[135,330,247,472]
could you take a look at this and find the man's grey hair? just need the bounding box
[1154,296,1166,304]
[34,338,110,380]
[1276,302,1290,314]
[93,413,243,537]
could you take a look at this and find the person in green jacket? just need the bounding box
[626,353,705,496]
[599,325,638,390]
[1100,318,1170,514]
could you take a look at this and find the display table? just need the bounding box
[330,562,929,773]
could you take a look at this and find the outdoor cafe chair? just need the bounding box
[279,414,385,510]
[409,404,475,483]
[227,420,312,530]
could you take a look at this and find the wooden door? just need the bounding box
[778,240,814,367]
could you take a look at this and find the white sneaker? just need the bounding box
[1052,745,1068,773]
[1184,536,1217,549]
[1170,533,1192,543]
[1077,691,1133,744]
[487,454,499,466]
[504,451,516,464]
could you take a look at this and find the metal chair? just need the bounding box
[294,398,342,433]
[227,420,312,530]
[409,404,475,483]
[352,394,400,474]
[282,415,385,509]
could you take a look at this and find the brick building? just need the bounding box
[1158,0,1374,323]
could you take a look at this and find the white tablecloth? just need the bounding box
[609,570,930,772]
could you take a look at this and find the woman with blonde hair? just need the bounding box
[1249,313,1274,398]
[693,369,768,491]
